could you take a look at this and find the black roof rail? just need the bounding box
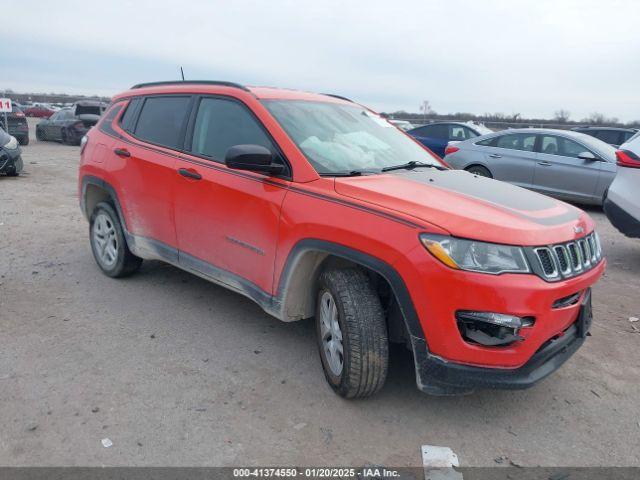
[130,80,250,92]
[322,93,354,103]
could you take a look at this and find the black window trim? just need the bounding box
[183,94,292,180]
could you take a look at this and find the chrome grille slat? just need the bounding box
[553,245,571,275]
[532,232,602,281]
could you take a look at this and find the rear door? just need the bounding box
[533,134,602,202]
[54,109,73,140]
[110,95,193,256]
[409,124,449,156]
[43,111,60,139]
[480,132,538,188]
[173,96,290,295]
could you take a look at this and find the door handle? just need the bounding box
[488,154,502,158]
[114,148,131,158]
[537,161,552,166]
[178,168,202,180]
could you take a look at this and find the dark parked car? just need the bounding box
[36,101,107,145]
[24,105,55,118]
[0,105,29,145]
[572,126,638,147]
[0,126,23,176]
[407,121,492,157]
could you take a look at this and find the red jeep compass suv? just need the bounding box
[79,81,605,397]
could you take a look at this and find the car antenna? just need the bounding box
[180,66,185,81]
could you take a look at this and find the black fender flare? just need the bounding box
[275,239,425,343]
[80,175,128,227]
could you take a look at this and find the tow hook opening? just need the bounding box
[456,311,535,347]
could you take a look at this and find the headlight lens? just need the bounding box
[420,234,530,274]
[4,135,18,150]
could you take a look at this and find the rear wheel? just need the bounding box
[466,165,492,178]
[315,268,388,398]
[90,202,142,278]
[36,128,45,141]
[17,135,29,146]
[60,129,68,145]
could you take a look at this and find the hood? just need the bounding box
[334,169,593,246]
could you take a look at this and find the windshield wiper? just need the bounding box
[381,161,446,172]
[319,170,365,177]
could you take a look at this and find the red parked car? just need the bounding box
[78,81,605,398]
[24,105,55,118]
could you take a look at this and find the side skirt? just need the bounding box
[125,232,281,319]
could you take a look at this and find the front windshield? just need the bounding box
[263,100,443,174]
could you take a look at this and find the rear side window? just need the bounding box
[476,137,496,146]
[134,96,191,149]
[120,97,142,133]
[98,102,125,135]
[191,97,275,161]
[495,133,536,152]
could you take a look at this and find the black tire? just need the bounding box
[17,135,29,146]
[466,165,493,178]
[5,157,23,177]
[89,201,142,278]
[36,128,45,141]
[315,268,388,398]
[62,128,78,146]
[60,129,68,145]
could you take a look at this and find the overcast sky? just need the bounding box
[2,0,639,121]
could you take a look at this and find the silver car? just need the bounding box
[604,131,640,237]
[444,128,617,205]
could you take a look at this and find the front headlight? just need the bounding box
[419,234,530,274]
[4,135,18,150]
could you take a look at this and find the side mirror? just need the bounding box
[578,151,600,161]
[225,144,285,175]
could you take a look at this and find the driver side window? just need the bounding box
[191,97,278,164]
[540,135,592,158]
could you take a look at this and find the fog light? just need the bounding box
[456,311,535,347]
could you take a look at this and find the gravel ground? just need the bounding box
[0,119,639,467]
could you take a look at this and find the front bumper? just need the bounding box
[604,198,640,238]
[0,147,22,172]
[413,290,593,395]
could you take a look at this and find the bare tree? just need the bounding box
[553,109,571,123]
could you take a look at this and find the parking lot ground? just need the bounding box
[1,119,639,467]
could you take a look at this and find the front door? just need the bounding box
[173,96,290,295]
[533,134,602,203]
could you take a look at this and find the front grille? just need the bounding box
[531,232,602,281]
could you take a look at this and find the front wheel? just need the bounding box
[315,268,389,398]
[466,165,493,178]
[90,202,142,278]
[5,157,23,177]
